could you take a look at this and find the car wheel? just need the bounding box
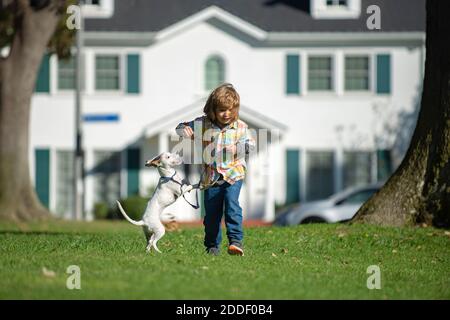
[301,216,326,224]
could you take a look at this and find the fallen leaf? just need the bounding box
[201,266,209,270]
[271,253,277,257]
[392,249,397,254]
[281,248,288,254]
[42,267,56,278]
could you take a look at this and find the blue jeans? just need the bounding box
[203,179,243,248]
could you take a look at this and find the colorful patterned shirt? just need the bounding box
[176,116,256,185]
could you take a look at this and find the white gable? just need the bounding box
[142,98,287,139]
[155,5,267,42]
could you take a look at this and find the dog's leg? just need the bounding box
[143,226,152,252]
[183,185,193,193]
[152,229,166,253]
[146,234,155,253]
[152,241,161,253]
[143,226,151,242]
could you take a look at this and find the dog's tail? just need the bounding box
[116,200,145,226]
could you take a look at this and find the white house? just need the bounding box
[29,0,426,222]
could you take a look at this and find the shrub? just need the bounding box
[112,195,149,221]
[93,202,110,220]
[94,185,156,221]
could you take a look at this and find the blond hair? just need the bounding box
[203,83,240,123]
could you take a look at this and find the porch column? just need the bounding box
[334,147,344,193]
[158,132,169,153]
[264,141,275,222]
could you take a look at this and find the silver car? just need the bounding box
[273,183,383,226]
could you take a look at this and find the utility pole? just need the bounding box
[73,1,84,221]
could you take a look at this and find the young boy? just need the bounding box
[175,83,255,256]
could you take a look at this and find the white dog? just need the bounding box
[116,152,193,253]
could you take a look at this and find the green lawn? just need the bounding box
[0,220,449,299]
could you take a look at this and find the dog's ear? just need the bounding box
[145,155,161,167]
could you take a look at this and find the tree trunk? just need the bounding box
[0,2,60,221]
[352,0,450,228]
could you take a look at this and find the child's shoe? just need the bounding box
[206,247,220,256]
[227,242,244,256]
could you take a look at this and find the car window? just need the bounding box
[337,189,377,205]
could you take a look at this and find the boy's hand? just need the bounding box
[181,126,194,139]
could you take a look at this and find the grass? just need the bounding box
[0,220,449,299]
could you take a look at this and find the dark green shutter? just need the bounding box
[35,54,50,93]
[286,149,300,205]
[286,54,300,94]
[376,54,391,94]
[127,54,140,94]
[127,148,140,196]
[35,149,50,208]
[377,149,392,181]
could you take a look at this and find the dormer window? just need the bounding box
[81,0,114,18]
[83,0,101,5]
[311,0,360,19]
[326,0,348,7]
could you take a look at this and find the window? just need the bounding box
[58,58,75,90]
[95,55,120,91]
[345,56,370,91]
[205,56,225,91]
[311,0,360,19]
[56,151,74,218]
[326,0,348,6]
[82,0,100,5]
[308,56,333,91]
[58,56,84,91]
[93,151,121,206]
[81,0,114,18]
[306,151,335,200]
[343,151,372,189]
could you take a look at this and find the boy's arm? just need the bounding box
[175,116,205,138]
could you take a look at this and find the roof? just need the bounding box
[143,97,287,139]
[85,0,425,33]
